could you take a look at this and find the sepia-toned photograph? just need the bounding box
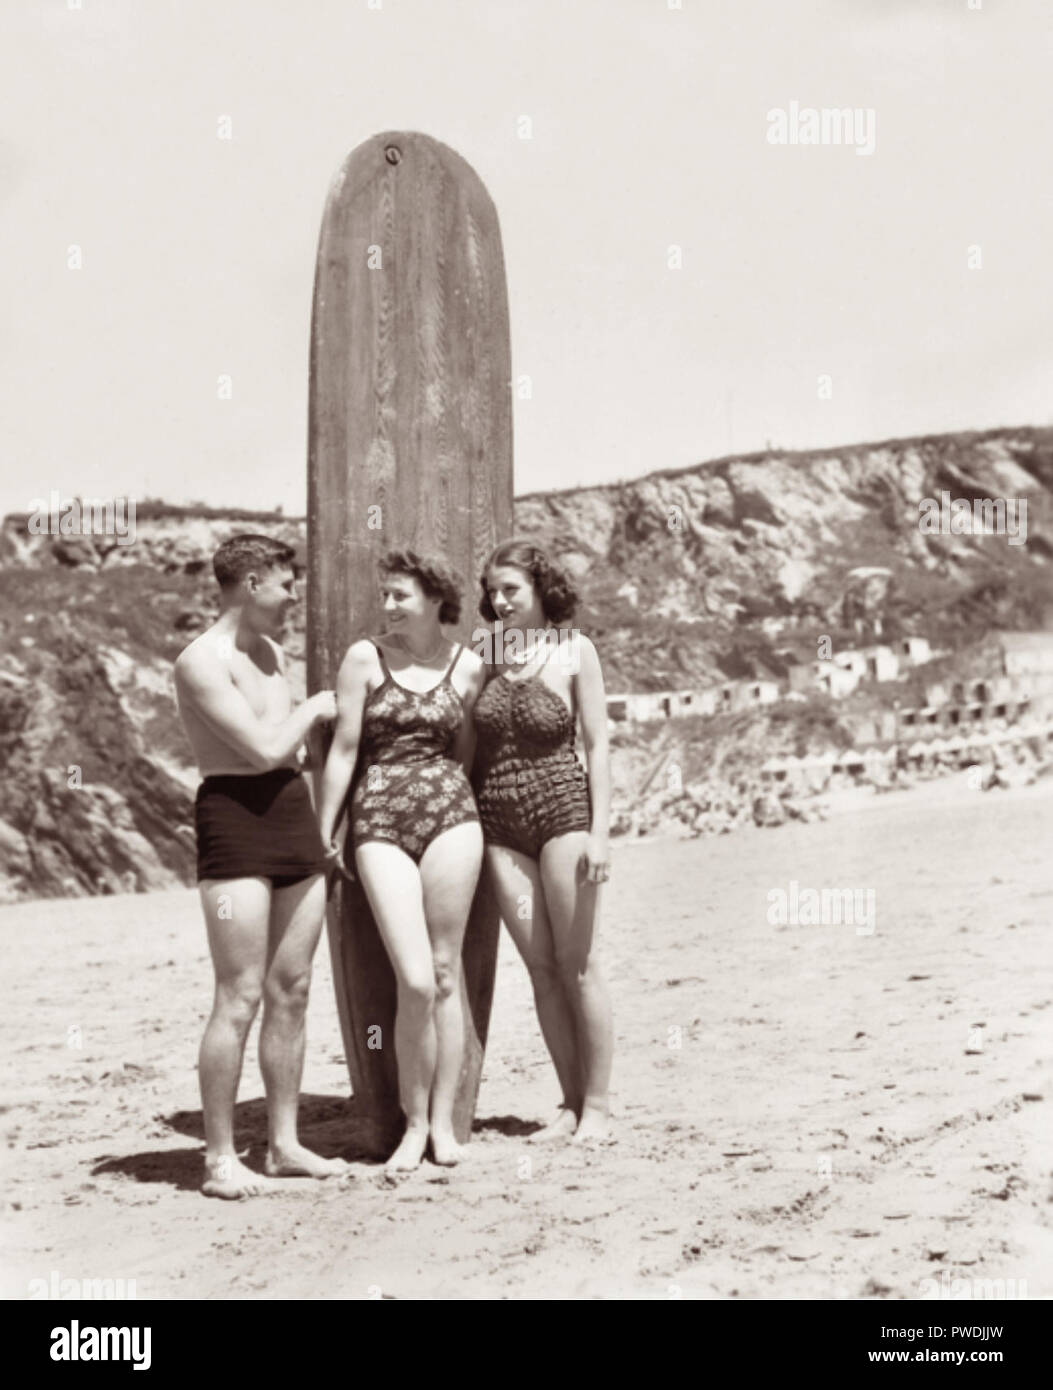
[2,0,1050,1331]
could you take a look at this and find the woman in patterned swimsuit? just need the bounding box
[317,549,486,1173]
[473,539,614,1144]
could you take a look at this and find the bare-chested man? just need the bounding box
[174,533,348,1198]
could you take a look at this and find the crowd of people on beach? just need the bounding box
[173,535,614,1197]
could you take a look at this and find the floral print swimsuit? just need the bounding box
[350,641,479,863]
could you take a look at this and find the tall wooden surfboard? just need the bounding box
[307,132,513,1150]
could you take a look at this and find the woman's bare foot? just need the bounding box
[530,1106,579,1143]
[264,1143,351,1179]
[385,1123,429,1175]
[202,1154,265,1200]
[572,1107,612,1145]
[429,1129,466,1166]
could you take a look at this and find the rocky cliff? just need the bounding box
[3,425,1052,900]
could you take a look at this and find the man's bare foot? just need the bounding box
[264,1143,351,1179]
[384,1124,429,1175]
[572,1108,612,1145]
[202,1154,265,1200]
[530,1106,579,1143]
[429,1129,466,1166]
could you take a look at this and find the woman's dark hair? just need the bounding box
[212,534,296,591]
[478,538,579,624]
[379,548,462,625]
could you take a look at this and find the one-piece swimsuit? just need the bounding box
[471,642,591,858]
[350,640,479,863]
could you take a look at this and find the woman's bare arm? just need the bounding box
[574,634,611,877]
[452,652,488,775]
[315,640,377,846]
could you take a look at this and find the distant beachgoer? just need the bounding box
[316,550,487,1174]
[174,534,348,1198]
[472,540,614,1143]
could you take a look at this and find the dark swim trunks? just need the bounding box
[350,641,479,864]
[195,768,327,888]
[471,650,591,859]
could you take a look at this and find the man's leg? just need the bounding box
[198,877,270,1198]
[260,873,348,1178]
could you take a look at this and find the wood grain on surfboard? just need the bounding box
[307,131,513,1145]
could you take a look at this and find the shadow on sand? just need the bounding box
[91,1100,542,1190]
[91,1094,394,1190]
[472,1114,544,1138]
[91,1145,204,1193]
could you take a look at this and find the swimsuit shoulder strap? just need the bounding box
[371,639,393,681]
[533,634,558,676]
[443,642,465,683]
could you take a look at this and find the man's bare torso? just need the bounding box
[175,623,296,777]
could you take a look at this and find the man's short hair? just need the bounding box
[212,534,296,590]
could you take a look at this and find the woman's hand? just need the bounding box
[323,839,355,883]
[580,834,610,885]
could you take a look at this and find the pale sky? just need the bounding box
[2,0,1051,518]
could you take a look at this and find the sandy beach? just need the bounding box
[2,774,1050,1301]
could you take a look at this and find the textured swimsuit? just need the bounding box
[350,641,479,863]
[472,647,591,858]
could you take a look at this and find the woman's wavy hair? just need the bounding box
[379,548,462,625]
[478,539,579,624]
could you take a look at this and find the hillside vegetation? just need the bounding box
[3,425,1052,899]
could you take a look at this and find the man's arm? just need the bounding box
[175,649,334,772]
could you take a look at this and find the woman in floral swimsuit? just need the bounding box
[317,549,486,1173]
[473,539,614,1143]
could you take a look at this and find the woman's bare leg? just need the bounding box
[539,832,614,1141]
[354,842,434,1173]
[486,844,583,1132]
[419,821,483,1163]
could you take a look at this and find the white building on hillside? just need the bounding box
[834,650,868,680]
[997,632,1053,676]
[863,645,900,682]
[607,677,779,723]
[606,687,719,723]
[899,636,932,665]
[817,662,861,698]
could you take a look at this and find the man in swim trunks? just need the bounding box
[174,533,348,1198]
